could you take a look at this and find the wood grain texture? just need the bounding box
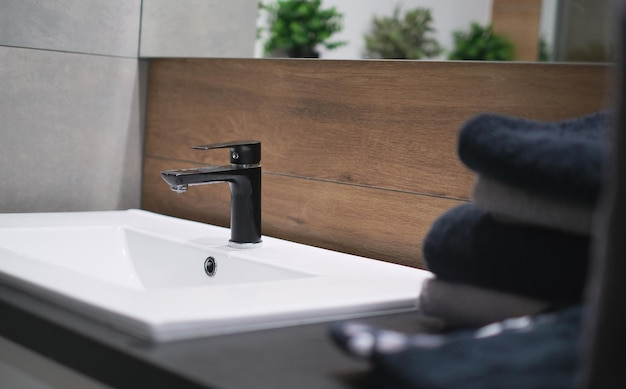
[145,59,609,199]
[143,157,463,268]
[492,0,542,61]
[142,59,610,268]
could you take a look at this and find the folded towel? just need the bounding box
[330,305,581,389]
[418,278,550,328]
[472,174,593,235]
[423,203,590,302]
[458,111,611,204]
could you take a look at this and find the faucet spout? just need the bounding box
[160,141,262,248]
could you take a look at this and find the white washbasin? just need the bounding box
[0,210,431,342]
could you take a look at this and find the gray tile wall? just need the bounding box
[140,0,258,58]
[0,0,144,212]
[0,0,141,57]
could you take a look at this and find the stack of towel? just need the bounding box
[329,111,611,389]
[419,111,611,328]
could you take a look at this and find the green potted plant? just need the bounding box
[260,0,346,58]
[363,6,442,59]
[448,23,515,61]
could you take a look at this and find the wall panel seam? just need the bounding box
[0,44,139,60]
[144,155,471,201]
[263,171,471,201]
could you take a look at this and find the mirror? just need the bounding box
[139,0,612,62]
[255,0,613,62]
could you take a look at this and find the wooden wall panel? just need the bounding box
[144,157,463,268]
[142,59,610,268]
[145,59,609,200]
[492,0,542,61]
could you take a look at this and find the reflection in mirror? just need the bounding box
[552,0,612,62]
[255,0,613,62]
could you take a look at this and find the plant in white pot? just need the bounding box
[260,0,346,58]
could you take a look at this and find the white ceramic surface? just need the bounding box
[0,210,431,341]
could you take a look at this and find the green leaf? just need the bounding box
[363,5,442,59]
[448,23,515,61]
[260,0,346,57]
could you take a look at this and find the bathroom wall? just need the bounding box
[140,0,258,58]
[0,0,144,212]
[142,59,609,269]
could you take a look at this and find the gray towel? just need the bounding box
[472,174,593,235]
[458,111,611,205]
[418,278,550,328]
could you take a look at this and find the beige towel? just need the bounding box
[472,174,593,235]
[418,277,551,328]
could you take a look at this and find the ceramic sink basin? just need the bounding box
[0,210,431,342]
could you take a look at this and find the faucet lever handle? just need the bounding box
[191,140,261,165]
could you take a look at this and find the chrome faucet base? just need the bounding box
[228,240,264,249]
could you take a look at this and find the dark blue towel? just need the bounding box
[423,203,590,302]
[458,111,611,204]
[330,305,582,389]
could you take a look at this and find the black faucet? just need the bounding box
[160,141,262,248]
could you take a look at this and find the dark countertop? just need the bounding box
[0,282,427,389]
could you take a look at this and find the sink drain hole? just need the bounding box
[204,256,217,277]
